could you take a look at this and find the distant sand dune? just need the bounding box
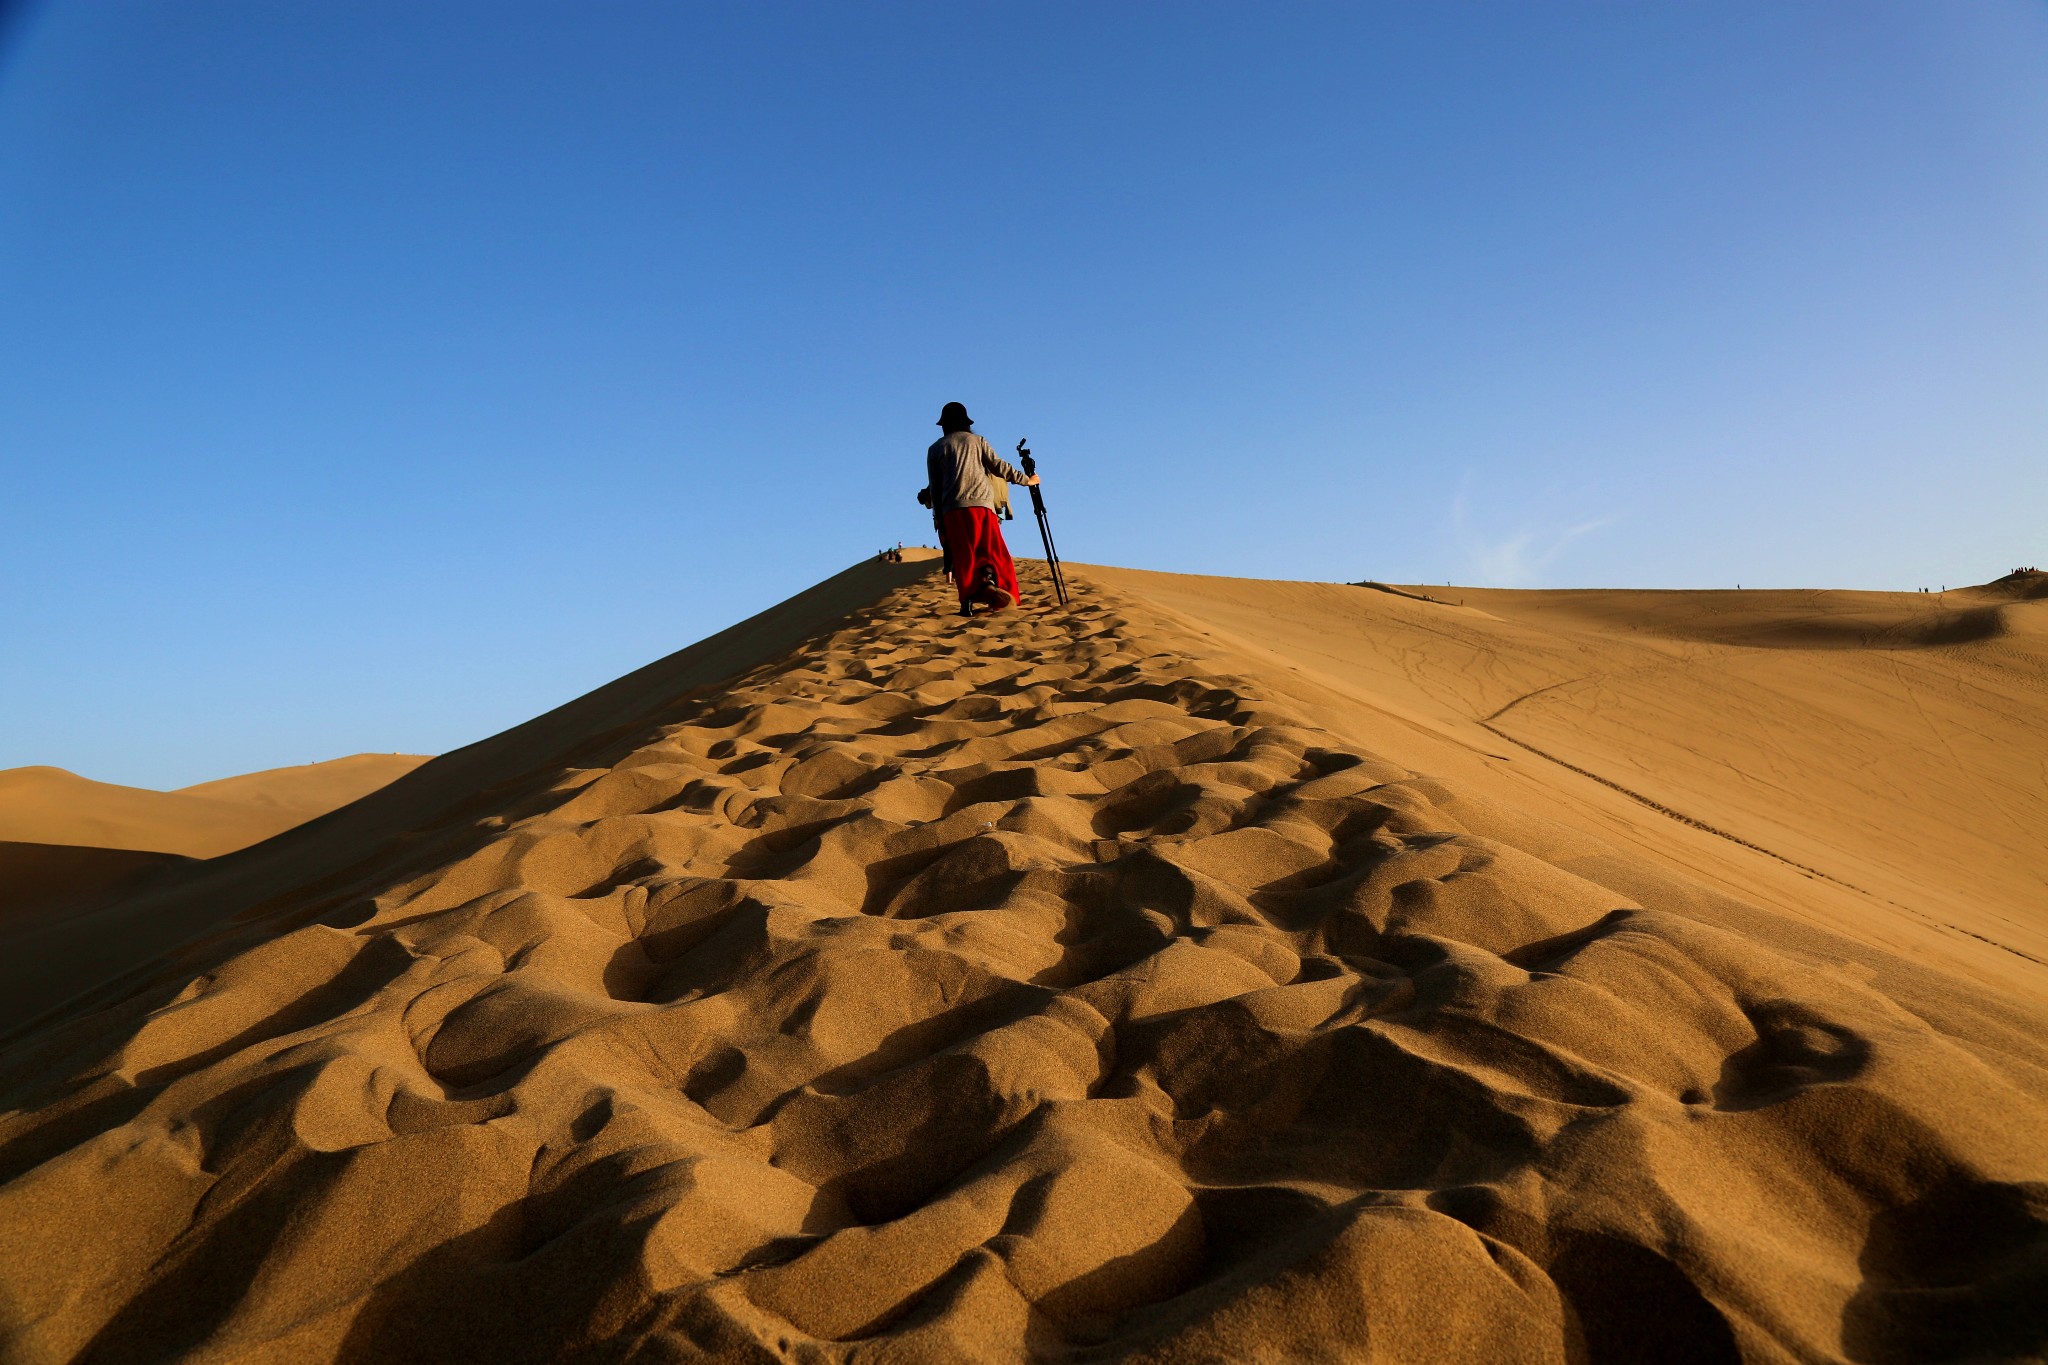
[0,754,431,860]
[0,561,2041,1362]
[1970,568,2048,601]
[1455,591,2009,650]
[174,752,433,814]
[0,766,296,860]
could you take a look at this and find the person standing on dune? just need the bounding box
[919,401,1037,616]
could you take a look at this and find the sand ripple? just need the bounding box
[1,568,2044,1363]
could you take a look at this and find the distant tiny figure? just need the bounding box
[918,402,1038,616]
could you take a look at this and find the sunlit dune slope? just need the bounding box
[0,754,432,860]
[0,767,297,860]
[175,752,432,814]
[0,559,2042,1364]
[0,558,936,1035]
[1087,567,2048,1002]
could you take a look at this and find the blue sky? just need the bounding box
[3,2,2044,789]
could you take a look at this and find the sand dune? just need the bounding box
[0,754,431,860]
[0,766,297,861]
[1089,568,2048,1004]
[0,842,192,931]
[175,753,433,815]
[0,561,2042,1363]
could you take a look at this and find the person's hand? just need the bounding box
[1023,475,1041,487]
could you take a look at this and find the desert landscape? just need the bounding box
[0,754,430,926]
[6,3,2041,1358]
[0,558,2042,1363]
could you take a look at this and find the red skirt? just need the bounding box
[940,506,1021,611]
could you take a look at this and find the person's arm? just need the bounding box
[980,438,1039,486]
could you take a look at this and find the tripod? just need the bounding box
[1016,439,1070,607]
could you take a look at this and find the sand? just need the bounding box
[0,754,432,860]
[0,560,2042,1363]
[0,843,192,931]
[1083,569,2048,1004]
[174,753,436,818]
[0,754,432,929]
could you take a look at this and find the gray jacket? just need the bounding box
[925,432,1027,513]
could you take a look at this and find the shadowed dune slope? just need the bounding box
[0,843,193,929]
[0,562,2044,1364]
[1088,567,2048,1003]
[0,754,432,860]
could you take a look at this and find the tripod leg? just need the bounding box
[1024,485,1071,608]
[1035,509,1070,606]
[1042,515,1069,606]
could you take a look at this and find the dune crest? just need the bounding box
[0,566,2043,1363]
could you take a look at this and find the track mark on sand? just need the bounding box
[1482,675,1587,724]
[0,559,2044,1363]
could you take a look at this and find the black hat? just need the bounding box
[937,401,972,429]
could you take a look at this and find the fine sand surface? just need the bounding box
[0,561,2043,1362]
[0,755,432,927]
[1088,568,2048,1007]
[0,842,192,931]
[0,754,433,860]
[175,753,437,818]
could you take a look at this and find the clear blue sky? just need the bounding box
[3,2,2044,790]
